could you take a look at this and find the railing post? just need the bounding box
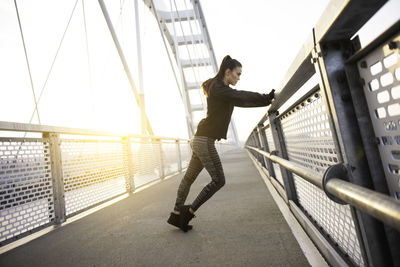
[253,128,265,163]
[158,138,165,179]
[253,128,264,166]
[176,139,182,172]
[314,40,396,267]
[248,133,253,155]
[256,125,266,168]
[268,112,298,203]
[254,132,259,161]
[254,131,259,160]
[123,136,135,193]
[43,132,66,224]
[257,124,275,178]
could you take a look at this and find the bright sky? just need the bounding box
[1,0,399,141]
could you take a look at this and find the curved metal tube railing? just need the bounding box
[247,145,400,232]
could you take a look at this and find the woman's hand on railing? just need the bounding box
[268,89,276,102]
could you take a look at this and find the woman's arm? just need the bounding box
[211,84,274,107]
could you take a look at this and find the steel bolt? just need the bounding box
[376,137,380,145]
[360,61,368,69]
[388,41,398,50]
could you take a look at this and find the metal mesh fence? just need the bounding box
[162,141,179,176]
[130,138,162,187]
[180,141,191,169]
[60,137,128,216]
[293,175,362,264]
[0,138,54,245]
[279,91,363,266]
[265,126,284,186]
[0,126,239,246]
[357,32,400,200]
[280,92,339,172]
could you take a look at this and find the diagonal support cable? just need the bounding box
[27,0,79,124]
[15,0,78,159]
[14,0,41,124]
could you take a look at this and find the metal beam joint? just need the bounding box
[322,163,349,205]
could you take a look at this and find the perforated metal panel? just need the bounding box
[162,141,179,176]
[279,91,363,266]
[180,141,191,169]
[61,138,128,216]
[0,128,190,246]
[280,92,339,173]
[357,32,400,199]
[130,138,162,187]
[265,126,284,186]
[293,175,363,264]
[0,138,54,245]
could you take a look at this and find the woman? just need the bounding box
[167,55,275,232]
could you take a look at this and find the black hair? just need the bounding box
[202,55,242,97]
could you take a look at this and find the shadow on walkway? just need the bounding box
[0,149,310,267]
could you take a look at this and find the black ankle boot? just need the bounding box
[178,205,195,232]
[167,212,193,231]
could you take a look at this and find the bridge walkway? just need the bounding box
[0,149,324,266]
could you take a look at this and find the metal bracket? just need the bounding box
[267,110,279,116]
[310,51,322,64]
[322,163,349,205]
[388,40,399,50]
[270,150,279,156]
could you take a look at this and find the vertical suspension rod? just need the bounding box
[134,0,146,135]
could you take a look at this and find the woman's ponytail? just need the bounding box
[202,78,213,97]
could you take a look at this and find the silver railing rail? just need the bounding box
[247,146,400,232]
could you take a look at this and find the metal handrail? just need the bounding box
[0,120,242,146]
[247,145,400,232]
[0,120,189,142]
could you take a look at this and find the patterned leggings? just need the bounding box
[174,136,225,212]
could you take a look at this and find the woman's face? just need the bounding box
[224,67,242,86]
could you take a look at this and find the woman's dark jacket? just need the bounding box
[195,80,273,140]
